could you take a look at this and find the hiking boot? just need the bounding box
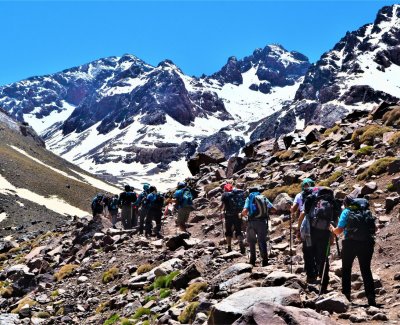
[249,258,256,266]
[344,293,351,301]
[156,233,163,239]
[239,242,245,255]
[227,246,232,253]
[262,258,269,267]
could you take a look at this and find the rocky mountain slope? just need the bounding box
[0,45,309,191]
[0,104,399,324]
[0,109,121,239]
[251,4,400,141]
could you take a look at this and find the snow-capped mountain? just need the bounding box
[251,4,400,141]
[0,45,309,190]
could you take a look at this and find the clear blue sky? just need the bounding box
[0,1,398,86]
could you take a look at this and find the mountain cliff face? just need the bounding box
[251,4,400,141]
[0,45,308,190]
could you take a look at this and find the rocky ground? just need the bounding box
[1,104,400,325]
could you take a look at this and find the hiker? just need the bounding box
[295,178,318,283]
[118,185,137,229]
[303,186,340,292]
[219,183,246,254]
[136,183,151,235]
[108,194,119,229]
[241,188,276,266]
[146,186,164,238]
[91,193,104,217]
[330,195,377,306]
[173,182,194,232]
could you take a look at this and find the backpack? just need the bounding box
[346,198,376,241]
[225,190,246,215]
[91,195,103,213]
[306,187,340,230]
[109,197,119,211]
[248,193,270,219]
[181,188,193,208]
[149,193,164,210]
[120,191,137,206]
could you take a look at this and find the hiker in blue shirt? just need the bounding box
[146,186,164,239]
[173,182,194,232]
[330,195,376,306]
[241,188,276,266]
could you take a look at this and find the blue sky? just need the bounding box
[0,1,398,85]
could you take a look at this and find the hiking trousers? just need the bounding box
[110,210,118,227]
[121,205,133,229]
[225,214,242,238]
[146,209,162,236]
[139,207,149,233]
[311,227,331,290]
[342,239,375,303]
[302,241,316,280]
[247,219,268,264]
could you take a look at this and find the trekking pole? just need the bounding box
[335,236,341,258]
[319,239,331,297]
[289,213,293,274]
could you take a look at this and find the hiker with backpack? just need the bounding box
[241,188,276,266]
[108,194,119,229]
[136,183,151,235]
[296,178,318,283]
[91,193,104,217]
[118,185,137,229]
[303,185,341,292]
[146,186,164,238]
[173,182,194,232]
[219,183,246,254]
[330,195,377,306]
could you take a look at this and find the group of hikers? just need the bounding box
[217,178,377,306]
[91,182,194,239]
[92,177,377,306]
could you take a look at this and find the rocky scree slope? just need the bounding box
[251,4,400,141]
[0,109,120,239]
[0,45,309,191]
[1,105,400,324]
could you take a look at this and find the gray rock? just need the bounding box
[172,263,202,290]
[209,287,301,325]
[273,193,293,214]
[262,271,299,287]
[166,233,190,251]
[153,258,183,277]
[315,293,349,314]
[386,194,400,213]
[0,314,20,325]
[232,301,336,325]
[361,182,377,195]
[0,240,18,254]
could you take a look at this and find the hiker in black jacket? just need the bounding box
[219,183,245,254]
[118,185,137,229]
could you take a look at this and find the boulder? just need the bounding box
[315,293,349,314]
[172,263,202,290]
[153,258,183,277]
[233,302,336,325]
[361,182,377,196]
[208,287,301,325]
[388,159,400,174]
[262,271,298,287]
[166,233,190,251]
[273,193,293,214]
[226,157,249,178]
[386,194,400,213]
[188,147,226,175]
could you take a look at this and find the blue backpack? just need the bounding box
[248,192,269,219]
[181,188,193,207]
[109,197,119,211]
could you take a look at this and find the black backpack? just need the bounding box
[225,190,246,215]
[305,187,340,230]
[120,191,137,206]
[91,195,103,213]
[346,198,376,241]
